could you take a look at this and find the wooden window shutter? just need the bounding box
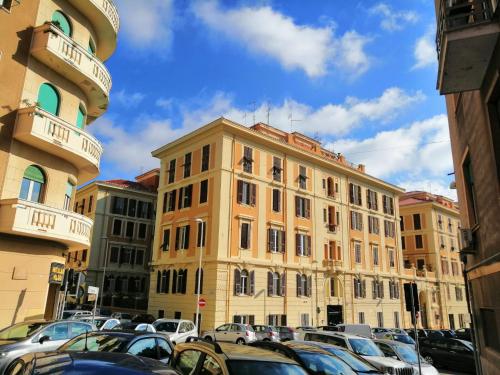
[237,180,243,203]
[234,269,241,295]
[267,272,273,296]
[280,230,286,253]
[171,190,176,211]
[296,273,301,296]
[267,229,272,252]
[379,281,384,298]
[156,271,161,293]
[250,183,256,206]
[175,227,180,250]
[280,273,286,296]
[178,187,183,209]
[305,199,310,218]
[367,190,371,208]
[162,192,168,213]
[362,280,366,298]
[172,270,177,294]
[295,234,301,255]
[182,269,188,294]
[165,270,170,293]
[324,244,329,260]
[307,276,312,297]
[186,184,193,207]
[357,185,362,205]
[349,183,354,203]
[185,225,190,249]
[295,196,300,216]
[250,271,255,295]
[354,279,358,298]
[306,236,312,256]
[372,281,377,299]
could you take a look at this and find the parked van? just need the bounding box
[334,324,373,338]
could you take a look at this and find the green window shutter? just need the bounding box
[76,106,86,129]
[24,166,45,183]
[66,181,74,197]
[88,38,96,55]
[52,11,72,37]
[37,83,60,115]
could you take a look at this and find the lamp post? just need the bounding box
[99,236,109,311]
[194,218,204,333]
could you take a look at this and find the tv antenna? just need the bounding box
[265,103,271,125]
[249,101,256,124]
[288,110,302,132]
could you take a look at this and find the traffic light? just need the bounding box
[404,283,420,312]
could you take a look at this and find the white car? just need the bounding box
[153,319,197,344]
[202,323,257,344]
[78,316,120,331]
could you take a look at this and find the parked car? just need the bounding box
[303,331,413,374]
[0,320,93,374]
[202,323,256,345]
[113,322,157,333]
[58,331,173,364]
[252,325,280,342]
[275,326,299,341]
[78,317,120,331]
[334,324,373,338]
[454,327,472,341]
[111,312,133,324]
[153,319,198,345]
[372,328,394,339]
[389,328,409,335]
[440,329,456,338]
[250,340,357,375]
[405,328,428,341]
[378,332,415,347]
[419,337,475,373]
[303,340,382,375]
[61,310,92,320]
[374,339,439,375]
[4,351,180,375]
[424,330,445,339]
[316,326,337,332]
[132,314,157,324]
[171,337,308,375]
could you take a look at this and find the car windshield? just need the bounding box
[298,352,356,375]
[327,347,378,372]
[348,339,384,356]
[227,360,308,375]
[460,340,474,350]
[394,345,423,365]
[0,322,46,340]
[154,321,179,332]
[393,334,415,345]
[59,334,129,352]
[62,312,74,319]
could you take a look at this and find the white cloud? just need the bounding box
[329,114,452,180]
[155,98,174,110]
[116,0,174,54]
[113,89,145,107]
[413,26,436,69]
[191,0,371,78]
[369,3,419,31]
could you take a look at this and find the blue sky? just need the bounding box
[91,0,456,199]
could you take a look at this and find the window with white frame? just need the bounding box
[295,233,311,256]
[234,269,254,296]
[350,211,363,231]
[175,225,190,250]
[358,312,365,324]
[242,146,253,173]
[268,228,285,253]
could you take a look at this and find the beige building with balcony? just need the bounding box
[148,118,411,332]
[399,191,468,330]
[0,0,118,328]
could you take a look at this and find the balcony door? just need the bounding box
[37,83,60,116]
[19,165,45,203]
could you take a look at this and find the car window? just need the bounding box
[326,336,347,348]
[216,324,230,332]
[230,324,241,332]
[155,321,179,333]
[298,352,356,375]
[435,340,448,349]
[327,348,375,372]
[200,354,223,375]
[102,319,120,330]
[348,339,384,356]
[187,323,195,331]
[179,322,189,333]
[377,343,395,357]
[227,360,308,375]
[59,334,128,352]
[127,338,158,359]
[0,322,46,340]
[42,323,69,341]
[449,340,470,352]
[157,338,172,360]
[175,349,203,374]
[70,323,90,338]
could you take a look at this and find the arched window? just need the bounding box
[19,165,45,203]
[37,83,60,116]
[52,10,72,37]
[76,105,86,130]
[195,268,204,294]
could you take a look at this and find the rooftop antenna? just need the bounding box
[266,103,271,125]
[288,110,302,132]
[249,101,256,125]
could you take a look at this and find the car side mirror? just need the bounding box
[38,335,50,344]
[392,355,398,360]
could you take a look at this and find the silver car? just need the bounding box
[252,325,280,342]
[374,339,439,375]
[202,323,257,344]
[0,320,93,373]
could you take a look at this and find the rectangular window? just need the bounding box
[243,146,253,173]
[327,206,336,231]
[367,189,378,210]
[448,218,453,232]
[349,183,362,205]
[368,216,380,234]
[268,228,286,253]
[382,195,394,215]
[201,144,210,172]
[88,195,93,213]
[415,234,423,249]
[384,220,395,238]
[240,222,251,249]
[296,233,311,256]
[373,246,379,266]
[272,189,281,212]
[175,225,190,250]
[111,196,128,215]
[184,152,192,178]
[137,223,147,239]
[350,211,363,231]
[401,236,406,250]
[80,199,85,214]
[112,219,122,236]
[295,196,311,218]
[1,1,13,11]
[109,246,119,263]
[237,180,256,206]
[438,214,443,230]
[377,312,384,328]
[417,259,425,270]
[272,156,282,182]
[125,222,134,238]
[81,249,87,262]
[178,184,193,209]
[200,179,208,204]
[389,249,395,267]
[127,199,137,217]
[300,314,310,326]
[163,190,177,212]
[137,201,151,219]
[299,165,307,189]
[168,159,176,184]
[135,249,144,265]
[120,247,132,265]
[358,312,365,324]
[161,229,170,251]
[400,216,404,231]
[413,214,421,230]
[197,221,206,247]
[354,243,362,264]
[64,182,73,211]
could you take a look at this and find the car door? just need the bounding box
[449,340,474,372]
[36,322,70,351]
[229,324,244,342]
[200,353,224,375]
[214,324,230,342]
[174,348,204,375]
[156,337,173,364]
[127,337,159,360]
[177,322,190,343]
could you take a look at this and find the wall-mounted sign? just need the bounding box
[48,262,64,284]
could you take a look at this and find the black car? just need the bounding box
[132,314,157,324]
[250,340,357,375]
[405,328,428,341]
[58,331,173,364]
[454,327,472,341]
[4,351,179,375]
[440,329,456,338]
[419,337,475,373]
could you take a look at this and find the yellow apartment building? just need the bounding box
[0,0,118,328]
[70,170,158,312]
[400,191,469,330]
[148,118,409,332]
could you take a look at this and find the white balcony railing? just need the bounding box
[0,199,93,249]
[14,107,103,183]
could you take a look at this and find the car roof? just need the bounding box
[281,341,337,354]
[305,331,363,339]
[155,319,190,323]
[374,339,407,346]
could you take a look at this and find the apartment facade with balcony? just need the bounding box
[434,0,499,373]
[71,170,158,313]
[0,0,118,328]
[399,191,468,330]
[148,118,407,332]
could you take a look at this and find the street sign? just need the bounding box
[198,298,206,308]
[48,262,64,284]
[88,286,99,295]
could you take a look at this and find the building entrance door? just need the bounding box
[44,284,58,320]
[327,305,343,326]
[449,314,455,329]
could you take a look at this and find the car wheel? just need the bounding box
[236,338,245,345]
[203,336,212,342]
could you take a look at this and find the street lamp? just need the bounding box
[194,218,204,333]
[99,236,109,311]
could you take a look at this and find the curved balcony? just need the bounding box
[31,23,112,119]
[0,199,93,250]
[70,0,119,60]
[14,107,103,183]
